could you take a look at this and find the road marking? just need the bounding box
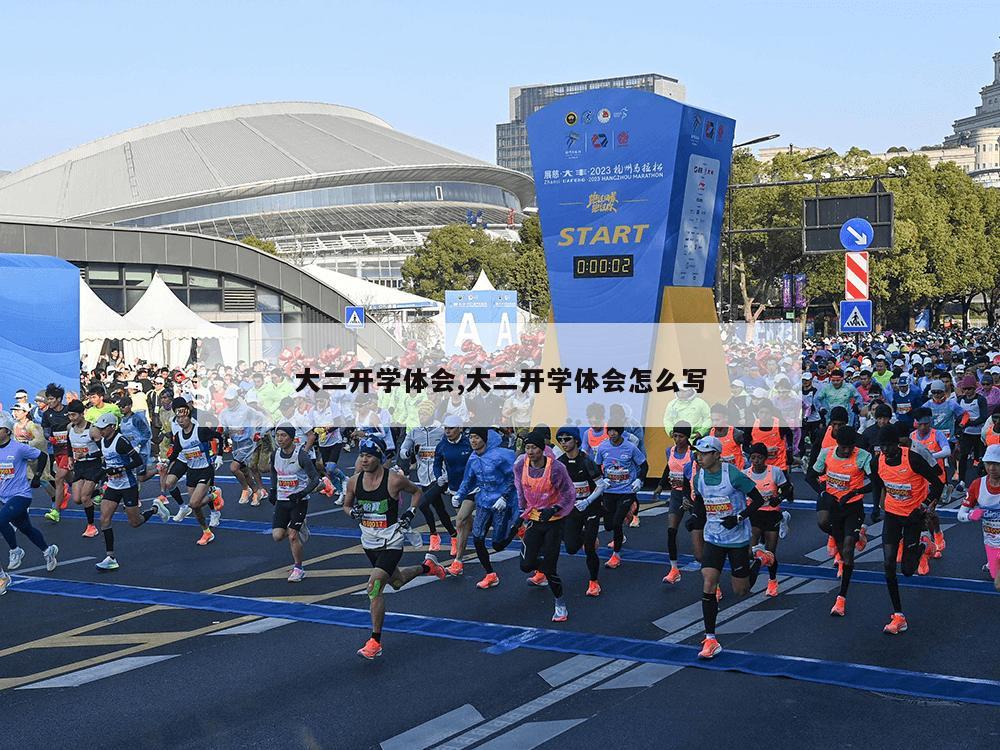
[472,719,586,750]
[209,617,294,636]
[785,578,840,595]
[538,655,611,687]
[381,704,485,750]
[307,508,342,517]
[14,556,94,574]
[717,609,793,634]
[17,655,179,689]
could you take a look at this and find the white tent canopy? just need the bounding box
[79,278,162,368]
[123,273,238,367]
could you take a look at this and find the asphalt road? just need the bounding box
[3,468,998,750]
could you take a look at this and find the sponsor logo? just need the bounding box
[565,111,578,126]
[717,123,725,142]
[558,224,650,246]
[705,120,716,139]
[591,133,609,149]
[583,110,593,124]
[566,131,580,148]
[616,131,629,146]
[586,191,619,213]
[597,107,611,124]
[565,131,584,158]
[692,114,702,134]
[614,107,628,120]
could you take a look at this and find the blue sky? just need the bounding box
[1,0,996,171]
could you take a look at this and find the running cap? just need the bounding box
[468,427,489,443]
[154,377,164,384]
[93,412,118,429]
[897,374,911,386]
[171,397,190,411]
[442,415,462,429]
[0,413,13,431]
[358,436,386,459]
[959,375,978,389]
[693,436,723,453]
[417,401,436,418]
[930,380,946,392]
[731,379,745,388]
[128,382,141,390]
[556,425,581,444]
[984,444,1000,464]
[802,372,813,381]
[224,386,240,400]
[751,387,769,399]
[523,430,546,450]
[275,422,296,438]
[9,402,27,413]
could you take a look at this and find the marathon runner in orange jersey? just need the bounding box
[806,405,853,557]
[653,422,698,584]
[811,426,872,616]
[745,442,793,597]
[709,403,745,470]
[909,407,951,557]
[750,404,792,474]
[873,424,943,635]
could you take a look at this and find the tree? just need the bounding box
[234,235,278,256]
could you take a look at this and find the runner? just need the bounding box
[709,405,746,469]
[594,425,647,569]
[811,426,872,615]
[653,422,697,584]
[0,412,59,576]
[84,383,122,425]
[41,383,72,522]
[745,441,794,596]
[92,412,170,571]
[434,416,475,576]
[400,402,457,552]
[117,395,154,481]
[219,386,265,504]
[690,436,770,659]
[163,398,222,544]
[11,403,59,521]
[555,425,607,596]
[343,437,445,659]
[513,429,576,621]
[312,389,348,502]
[957,442,1000,591]
[955,375,988,496]
[65,400,103,537]
[909,407,951,557]
[451,427,517,589]
[874,424,944,634]
[270,423,320,581]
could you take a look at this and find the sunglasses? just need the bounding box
[556,435,574,442]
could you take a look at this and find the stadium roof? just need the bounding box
[0,102,533,223]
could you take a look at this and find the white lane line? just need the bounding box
[14,556,94,574]
[474,719,586,750]
[538,655,612,688]
[716,609,793,634]
[17,655,180,689]
[381,704,485,750]
[307,508,342,518]
[209,617,294,636]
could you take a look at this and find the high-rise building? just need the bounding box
[496,74,685,178]
[943,47,1000,187]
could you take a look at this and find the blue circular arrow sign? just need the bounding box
[840,217,873,250]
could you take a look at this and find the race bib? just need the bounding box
[0,462,13,478]
[826,471,850,492]
[897,403,911,414]
[53,431,69,444]
[607,468,629,483]
[704,500,733,516]
[72,445,92,459]
[573,481,590,498]
[418,448,435,461]
[277,478,299,491]
[884,481,912,500]
[669,471,685,490]
[182,448,204,462]
[767,445,778,458]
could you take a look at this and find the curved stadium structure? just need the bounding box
[0,102,534,287]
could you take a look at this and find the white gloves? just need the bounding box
[492,497,507,512]
[574,497,591,512]
[577,478,609,512]
[630,478,643,493]
[452,494,461,509]
[213,455,223,470]
[957,504,971,522]
[437,474,448,487]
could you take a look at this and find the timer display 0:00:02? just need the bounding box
[572,254,634,278]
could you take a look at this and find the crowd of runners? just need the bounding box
[1,330,999,662]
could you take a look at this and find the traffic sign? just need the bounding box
[840,218,873,250]
[802,189,893,253]
[845,251,869,300]
[344,306,365,329]
[839,299,872,333]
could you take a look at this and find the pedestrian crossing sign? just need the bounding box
[345,306,365,330]
[839,299,872,333]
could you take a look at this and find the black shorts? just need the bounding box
[882,509,924,549]
[365,547,404,575]
[750,509,781,533]
[185,466,215,488]
[104,486,140,508]
[167,460,187,480]
[318,444,343,465]
[272,499,309,530]
[828,501,865,541]
[702,541,751,577]
[73,459,103,484]
[667,489,690,515]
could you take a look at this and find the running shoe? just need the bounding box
[586,580,601,597]
[663,567,681,584]
[208,510,222,528]
[334,495,344,506]
[896,542,903,563]
[428,534,442,552]
[450,535,459,557]
[95,555,119,571]
[287,566,305,582]
[476,572,499,589]
[629,514,640,528]
[917,538,931,576]
[238,489,251,505]
[933,532,946,558]
[826,536,837,557]
[423,554,446,580]
[527,571,548,586]
[856,525,868,552]
[405,529,423,548]
[196,530,215,546]
[766,579,779,597]
[298,521,310,545]
[716,586,723,602]
[320,477,335,497]
[258,488,269,503]
[82,524,99,538]
[551,603,568,622]
[42,544,58,572]
[778,510,791,539]
[698,637,722,659]
[173,505,193,523]
[883,613,908,634]
[8,547,25,571]
[250,489,261,506]
[152,498,170,522]
[753,546,775,568]
[44,508,60,523]
[357,638,382,659]
[447,559,464,577]
[605,553,622,569]
[954,481,967,498]
[0,570,9,596]
[60,484,70,509]
[830,595,846,617]
[516,525,526,540]
[211,488,224,511]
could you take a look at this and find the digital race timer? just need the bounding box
[572,254,634,279]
